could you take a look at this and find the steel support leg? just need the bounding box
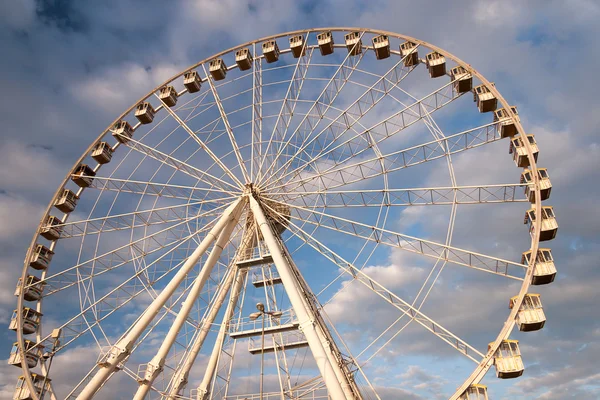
[133,205,242,400]
[249,196,348,400]
[76,199,244,400]
[166,262,238,399]
[197,267,248,399]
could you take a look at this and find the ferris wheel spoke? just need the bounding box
[266,200,525,280]
[282,216,485,363]
[271,183,528,208]
[258,38,370,188]
[157,91,245,188]
[256,34,313,183]
[55,198,232,239]
[250,47,263,180]
[117,134,240,193]
[38,203,231,295]
[267,75,464,192]
[281,120,502,193]
[264,45,420,190]
[86,176,232,201]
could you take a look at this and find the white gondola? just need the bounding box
[183,70,202,93]
[14,275,45,301]
[494,106,519,138]
[459,384,488,400]
[111,120,134,144]
[159,85,178,107]
[450,65,472,93]
[289,35,305,58]
[209,58,227,80]
[9,307,42,335]
[262,40,280,63]
[40,215,62,241]
[8,340,44,368]
[372,35,390,60]
[522,248,556,285]
[91,142,113,164]
[521,168,552,202]
[524,206,558,242]
[344,31,362,55]
[71,164,96,187]
[426,52,446,78]
[235,48,253,71]
[29,244,53,270]
[400,41,419,66]
[489,340,524,379]
[54,188,78,213]
[14,374,51,400]
[509,134,539,168]
[317,31,334,56]
[510,293,546,332]
[134,102,155,124]
[473,83,497,113]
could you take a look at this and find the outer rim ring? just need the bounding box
[15,27,543,400]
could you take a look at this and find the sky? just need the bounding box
[0,0,599,399]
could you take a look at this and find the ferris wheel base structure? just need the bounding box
[10,27,556,400]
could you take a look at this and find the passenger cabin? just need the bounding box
[344,31,362,55]
[473,83,498,113]
[9,307,42,335]
[289,35,305,58]
[91,142,113,164]
[54,189,78,214]
[510,294,546,332]
[8,340,44,368]
[14,374,51,400]
[509,135,539,168]
[71,164,96,187]
[494,106,520,138]
[183,70,202,93]
[459,384,488,400]
[235,48,253,71]
[372,35,390,60]
[209,58,227,80]
[489,340,524,379]
[317,31,334,56]
[522,249,556,285]
[399,41,419,66]
[262,40,280,63]
[425,52,446,78]
[40,216,62,241]
[29,244,53,270]
[134,102,155,124]
[521,168,552,202]
[524,206,558,242]
[14,275,45,302]
[159,85,178,107]
[450,65,473,94]
[112,120,134,144]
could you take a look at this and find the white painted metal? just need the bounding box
[249,196,350,400]
[75,199,243,399]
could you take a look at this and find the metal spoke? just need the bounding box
[264,200,526,280]
[281,214,485,363]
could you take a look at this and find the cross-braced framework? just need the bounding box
[11,28,556,400]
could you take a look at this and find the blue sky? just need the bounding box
[0,1,599,399]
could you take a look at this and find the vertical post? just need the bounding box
[260,314,265,399]
[133,204,242,400]
[249,196,348,400]
[76,199,243,400]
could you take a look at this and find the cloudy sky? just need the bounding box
[1,1,599,399]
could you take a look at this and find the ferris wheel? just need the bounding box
[10,27,558,400]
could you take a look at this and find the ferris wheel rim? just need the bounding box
[14,26,546,400]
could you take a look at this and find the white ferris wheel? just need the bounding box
[10,28,558,400]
